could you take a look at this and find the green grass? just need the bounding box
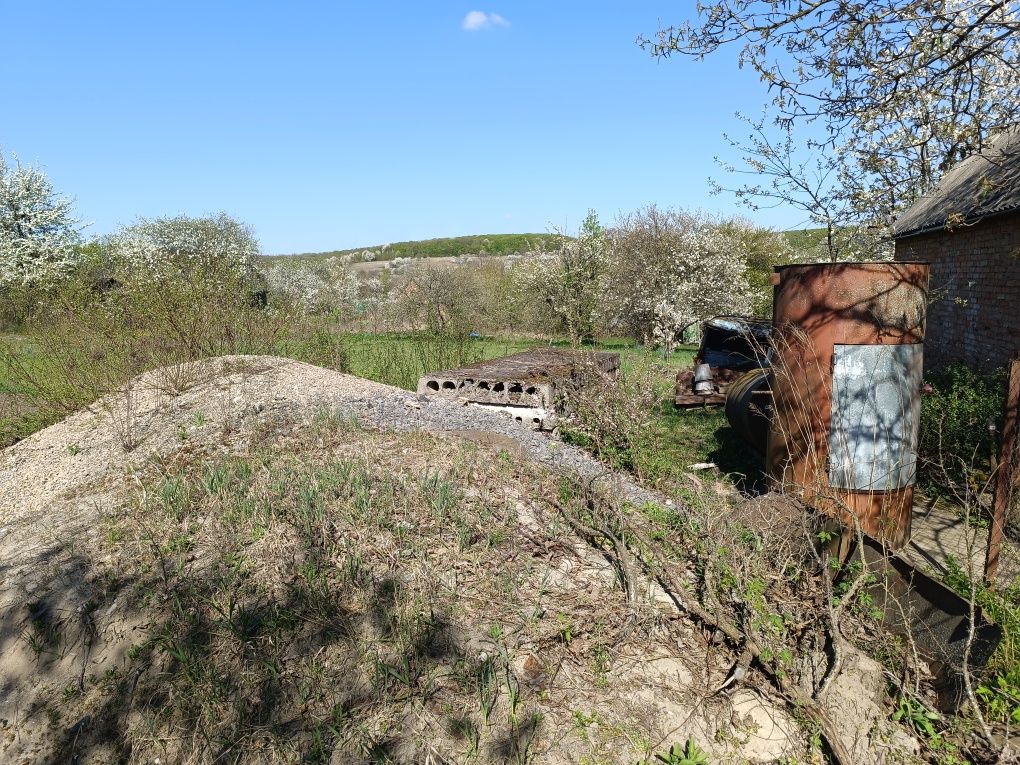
[782,227,828,255]
[555,341,763,491]
[265,233,570,264]
[285,329,699,390]
[272,228,825,266]
[0,333,62,447]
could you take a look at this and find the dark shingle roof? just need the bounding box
[894,127,1020,238]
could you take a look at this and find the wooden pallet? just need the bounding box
[675,392,727,407]
[674,366,741,408]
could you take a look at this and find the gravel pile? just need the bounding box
[0,355,685,764]
[0,356,666,593]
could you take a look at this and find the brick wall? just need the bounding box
[895,212,1020,371]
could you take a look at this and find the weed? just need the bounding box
[447,715,481,756]
[421,471,458,519]
[572,709,599,731]
[105,525,124,544]
[557,612,575,645]
[476,654,499,726]
[646,737,710,765]
[164,532,194,555]
[157,475,192,520]
[892,695,941,740]
[591,645,611,688]
[23,600,61,659]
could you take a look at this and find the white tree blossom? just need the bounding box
[264,255,360,315]
[0,153,82,286]
[645,1,1020,251]
[608,207,754,345]
[108,213,260,280]
[513,211,610,345]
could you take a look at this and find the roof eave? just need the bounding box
[893,204,1020,240]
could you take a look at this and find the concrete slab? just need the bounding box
[418,348,620,429]
[905,500,1020,584]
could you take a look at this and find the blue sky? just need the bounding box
[4,2,803,254]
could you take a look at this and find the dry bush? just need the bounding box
[557,357,663,482]
[0,269,294,449]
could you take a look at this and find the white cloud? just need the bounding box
[462,11,509,31]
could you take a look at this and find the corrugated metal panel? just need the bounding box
[828,344,922,491]
[699,316,772,370]
[894,126,1020,238]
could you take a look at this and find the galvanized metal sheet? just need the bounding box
[829,344,922,491]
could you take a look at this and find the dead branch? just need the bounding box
[549,494,855,765]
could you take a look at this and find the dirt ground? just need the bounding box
[0,357,921,764]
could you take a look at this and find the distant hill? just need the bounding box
[266,228,825,267]
[265,233,569,265]
[783,227,829,254]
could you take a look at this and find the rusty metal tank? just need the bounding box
[766,262,929,550]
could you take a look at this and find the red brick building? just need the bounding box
[894,129,1020,371]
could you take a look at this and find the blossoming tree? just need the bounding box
[643,1,1020,255]
[0,152,81,287]
[264,255,360,316]
[108,213,260,281]
[608,206,755,349]
[514,210,611,345]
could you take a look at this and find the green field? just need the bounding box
[782,227,828,253]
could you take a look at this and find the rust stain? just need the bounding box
[766,262,930,550]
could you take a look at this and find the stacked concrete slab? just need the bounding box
[417,348,620,429]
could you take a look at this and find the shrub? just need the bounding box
[106,213,260,281]
[291,327,350,372]
[918,363,1007,495]
[1,265,296,437]
[264,255,359,316]
[607,206,756,346]
[559,359,664,480]
[512,211,611,346]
